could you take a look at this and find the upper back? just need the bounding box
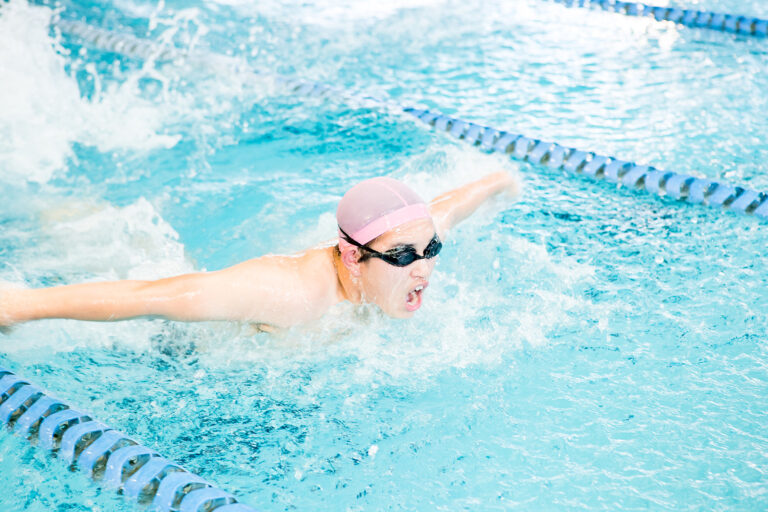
[218,245,341,329]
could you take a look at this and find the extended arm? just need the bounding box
[0,255,318,329]
[428,171,519,238]
[1,274,230,325]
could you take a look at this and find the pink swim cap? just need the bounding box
[337,177,431,245]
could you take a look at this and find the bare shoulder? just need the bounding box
[215,246,339,327]
[225,246,336,291]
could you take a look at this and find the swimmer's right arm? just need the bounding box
[0,276,219,325]
[429,170,519,237]
[0,257,308,328]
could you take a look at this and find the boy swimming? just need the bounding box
[0,171,517,331]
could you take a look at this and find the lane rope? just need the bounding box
[398,106,768,219]
[547,0,768,37]
[0,366,258,512]
[53,16,768,219]
[56,18,767,221]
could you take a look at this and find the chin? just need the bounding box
[391,308,415,319]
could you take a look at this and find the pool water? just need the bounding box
[1,0,767,510]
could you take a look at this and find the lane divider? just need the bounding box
[0,367,258,512]
[397,106,768,219]
[54,18,768,221]
[548,0,768,37]
[267,74,768,220]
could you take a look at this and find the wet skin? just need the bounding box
[0,171,518,331]
[351,218,437,318]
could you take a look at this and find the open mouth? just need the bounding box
[405,283,427,312]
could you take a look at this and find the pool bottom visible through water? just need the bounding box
[1,0,768,510]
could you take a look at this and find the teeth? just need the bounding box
[414,286,423,292]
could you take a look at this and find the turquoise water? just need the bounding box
[1,0,767,510]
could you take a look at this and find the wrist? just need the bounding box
[0,287,19,327]
[487,171,518,197]
[1,287,41,325]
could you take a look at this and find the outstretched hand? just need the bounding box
[428,170,521,238]
[0,283,20,334]
[495,170,521,199]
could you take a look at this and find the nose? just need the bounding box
[409,257,433,278]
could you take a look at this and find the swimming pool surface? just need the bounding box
[1,0,767,510]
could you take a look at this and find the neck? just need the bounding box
[332,246,363,304]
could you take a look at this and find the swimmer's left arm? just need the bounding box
[428,171,519,238]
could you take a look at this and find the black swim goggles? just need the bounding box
[339,227,442,267]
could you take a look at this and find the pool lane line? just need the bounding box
[275,75,768,220]
[396,106,768,220]
[546,0,768,38]
[54,18,768,221]
[0,367,258,512]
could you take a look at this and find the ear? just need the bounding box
[340,248,363,277]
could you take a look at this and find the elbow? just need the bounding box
[137,277,209,321]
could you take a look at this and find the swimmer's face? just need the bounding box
[358,218,438,318]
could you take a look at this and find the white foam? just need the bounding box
[183,147,550,389]
[28,197,194,280]
[208,0,447,25]
[190,227,597,399]
[2,189,597,393]
[3,197,196,353]
[399,144,522,210]
[0,1,180,184]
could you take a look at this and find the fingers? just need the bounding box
[504,173,522,198]
[490,170,521,198]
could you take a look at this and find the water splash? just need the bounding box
[0,1,179,184]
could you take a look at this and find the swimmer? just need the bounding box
[0,171,518,332]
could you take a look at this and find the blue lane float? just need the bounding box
[398,106,768,219]
[53,17,768,222]
[270,74,768,221]
[548,0,768,37]
[0,367,258,512]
